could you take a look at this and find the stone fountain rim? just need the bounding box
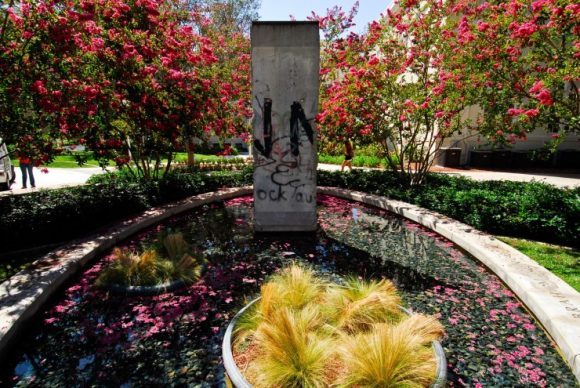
[0,185,578,381]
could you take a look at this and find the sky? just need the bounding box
[258,0,393,33]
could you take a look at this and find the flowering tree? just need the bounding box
[1,0,252,178]
[187,0,260,33]
[444,0,579,146]
[317,0,470,185]
[0,2,76,165]
[185,9,252,165]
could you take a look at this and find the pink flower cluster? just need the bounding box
[529,80,554,106]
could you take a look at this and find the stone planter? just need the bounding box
[99,279,189,297]
[222,298,447,388]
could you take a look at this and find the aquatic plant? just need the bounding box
[96,232,204,287]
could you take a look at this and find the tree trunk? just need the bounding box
[186,140,195,166]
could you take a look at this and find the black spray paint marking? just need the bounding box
[290,101,314,157]
[256,164,314,203]
[254,97,273,158]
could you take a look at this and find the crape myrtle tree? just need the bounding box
[80,0,224,178]
[317,0,471,185]
[183,4,252,165]
[186,0,259,33]
[444,0,579,147]
[0,0,252,178]
[309,2,359,157]
[0,0,73,165]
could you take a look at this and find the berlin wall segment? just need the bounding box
[251,22,320,232]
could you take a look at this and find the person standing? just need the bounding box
[19,154,35,189]
[341,139,354,172]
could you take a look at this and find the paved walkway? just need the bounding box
[1,167,105,196]
[1,164,578,197]
[319,163,580,188]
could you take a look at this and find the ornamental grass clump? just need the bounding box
[96,232,205,287]
[232,264,444,387]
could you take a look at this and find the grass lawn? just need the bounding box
[498,237,580,292]
[14,153,245,168]
[13,155,111,168]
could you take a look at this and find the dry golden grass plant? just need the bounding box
[96,232,204,287]
[232,264,444,388]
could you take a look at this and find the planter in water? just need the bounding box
[96,232,205,296]
[222,265,447,388]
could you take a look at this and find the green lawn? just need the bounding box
[14,153,244,168]
[499,237,580,292]
[13,155,111,168]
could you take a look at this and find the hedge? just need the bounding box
[0,168,253,254]
[317,170,580,248]
[1,167,577,255]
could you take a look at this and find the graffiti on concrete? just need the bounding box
[254,97,316,205]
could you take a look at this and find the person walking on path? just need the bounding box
[19,154,35,189]
[341,139,354,172]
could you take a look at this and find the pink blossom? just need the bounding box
[506,46,521,58]
[477,22,490,32]
[510,21,538,39]
[524,109,540,117]
[529,81,554,105]
[531,0,550,12]
[508,108,526,116]
[535,89,553,105]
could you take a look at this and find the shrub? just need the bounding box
[325,277,402,333]
[0,168,252,254]
[339,322,438,387]
[96,231,204,287]
[2,166,576,254]
[318,170,580,247]
[233,264,442,387]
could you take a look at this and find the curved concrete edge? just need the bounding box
[1,186,578,381]
[319,187,580,381]
[0,186,253,360]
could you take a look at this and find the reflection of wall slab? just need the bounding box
[251,21,320,232]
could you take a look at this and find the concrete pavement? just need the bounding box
[435,169,580,188]
[1,166,106,196]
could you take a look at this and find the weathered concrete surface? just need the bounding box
[0,187,252,360]
[319,187,580,382]
[251,22,319,231]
